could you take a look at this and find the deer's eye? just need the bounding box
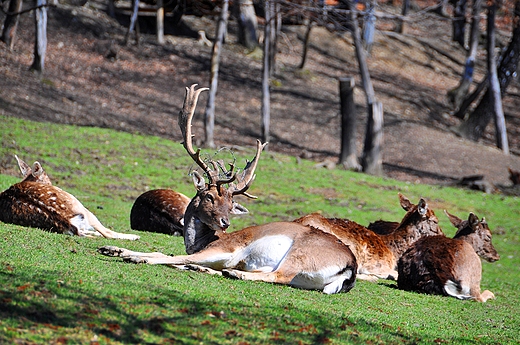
[205,194,214,203]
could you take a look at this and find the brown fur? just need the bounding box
[295,193,444,280]
[130,189,190,236]
[367,220,399,235]
[0,156,139,240]
[397,211,499,302]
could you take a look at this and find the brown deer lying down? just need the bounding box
[294,193,444,281]
[130,189,191,236]
[397,211,500,302]
[99,85,358,294]
[0,156,140,240]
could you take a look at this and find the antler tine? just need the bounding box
[178,84,212,179]
[230,140,268,198]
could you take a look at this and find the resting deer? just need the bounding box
[99,84,358,294]
[130,189,191,236]
[0,156,140,240]
[397,211,499,302]
[294,193,444,281]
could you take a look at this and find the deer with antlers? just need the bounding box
[99,85,358,294]
[397,211,499,302]
[294,193,444,281]
[0,156,140,240]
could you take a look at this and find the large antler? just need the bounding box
[178,84,217,183]
[228,140,268,198]
[178,84,267,194]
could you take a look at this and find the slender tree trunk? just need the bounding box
[261,0,271,143]
[156,0,164,44]
[204,0,229,148]
[396,0,409,34]
[448,0,482,111]
[1,0,23,49]
[486,2,508,153]
[125,0,140,46]
[452,0,467,48]
[30,0,47,73]
[299,20,314,69]
[349,2,375,106]
[457,0,519,150]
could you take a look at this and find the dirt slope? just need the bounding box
[1,2,519,189]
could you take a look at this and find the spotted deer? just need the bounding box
[99,85,358,294]
[130,189,191,236]
[0,156,140,240]
[397,211,499,302]
[294,193,444,281]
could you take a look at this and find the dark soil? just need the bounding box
[1,1,520,190]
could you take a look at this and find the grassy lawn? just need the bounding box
[0,115,519,344]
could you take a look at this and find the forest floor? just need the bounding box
[1,1,520,192]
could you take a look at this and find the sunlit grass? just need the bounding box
[1,115,519,344]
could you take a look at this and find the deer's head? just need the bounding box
[16,155,52,185]
[446,211,500,262]
[396,193,443,237]
[179,85,267,254]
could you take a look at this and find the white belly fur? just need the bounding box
[225,235,294,272]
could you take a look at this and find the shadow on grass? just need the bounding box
[0,267,477,345]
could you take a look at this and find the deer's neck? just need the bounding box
[381,217,440,259]
[183,197,219,255]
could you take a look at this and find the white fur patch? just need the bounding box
[70,214,99,237]
[226,235,294,272]
[291,266,354,294]
[444,280,471,300]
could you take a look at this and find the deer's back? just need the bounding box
[130,189,190,235]
[397,235,478,296]
[0,182,79,234]
[295,214,396,270]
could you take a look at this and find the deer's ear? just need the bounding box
[231,202,249,215]
[468,212,480,230]
[32,162,44,178]
[192,171,206,191]
[15,155,31,178]
[398,193,413,211]
[445,210,463,227]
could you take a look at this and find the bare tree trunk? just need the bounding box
[349,2,375,106]
[234,0,258,50]
[261,0,271,143]
[457,0,519,151]
[124,0,140,46]
[395,0,409,34]
[1,0,23,49]
[299,19,314,69]
[362,102,384,175]
[156,0,164,44]
[452,0,467,48]
[338,77,361,170]
[204,0,229,148]
[30,0,47,73]
[448,0,482,111]
[269,0,280,76]
[486,2,508,153]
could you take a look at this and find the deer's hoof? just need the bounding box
[98,246,124,257]
[222,269,241,280]
[124,256,148,264]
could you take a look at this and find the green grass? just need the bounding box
[1,115,519,344]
